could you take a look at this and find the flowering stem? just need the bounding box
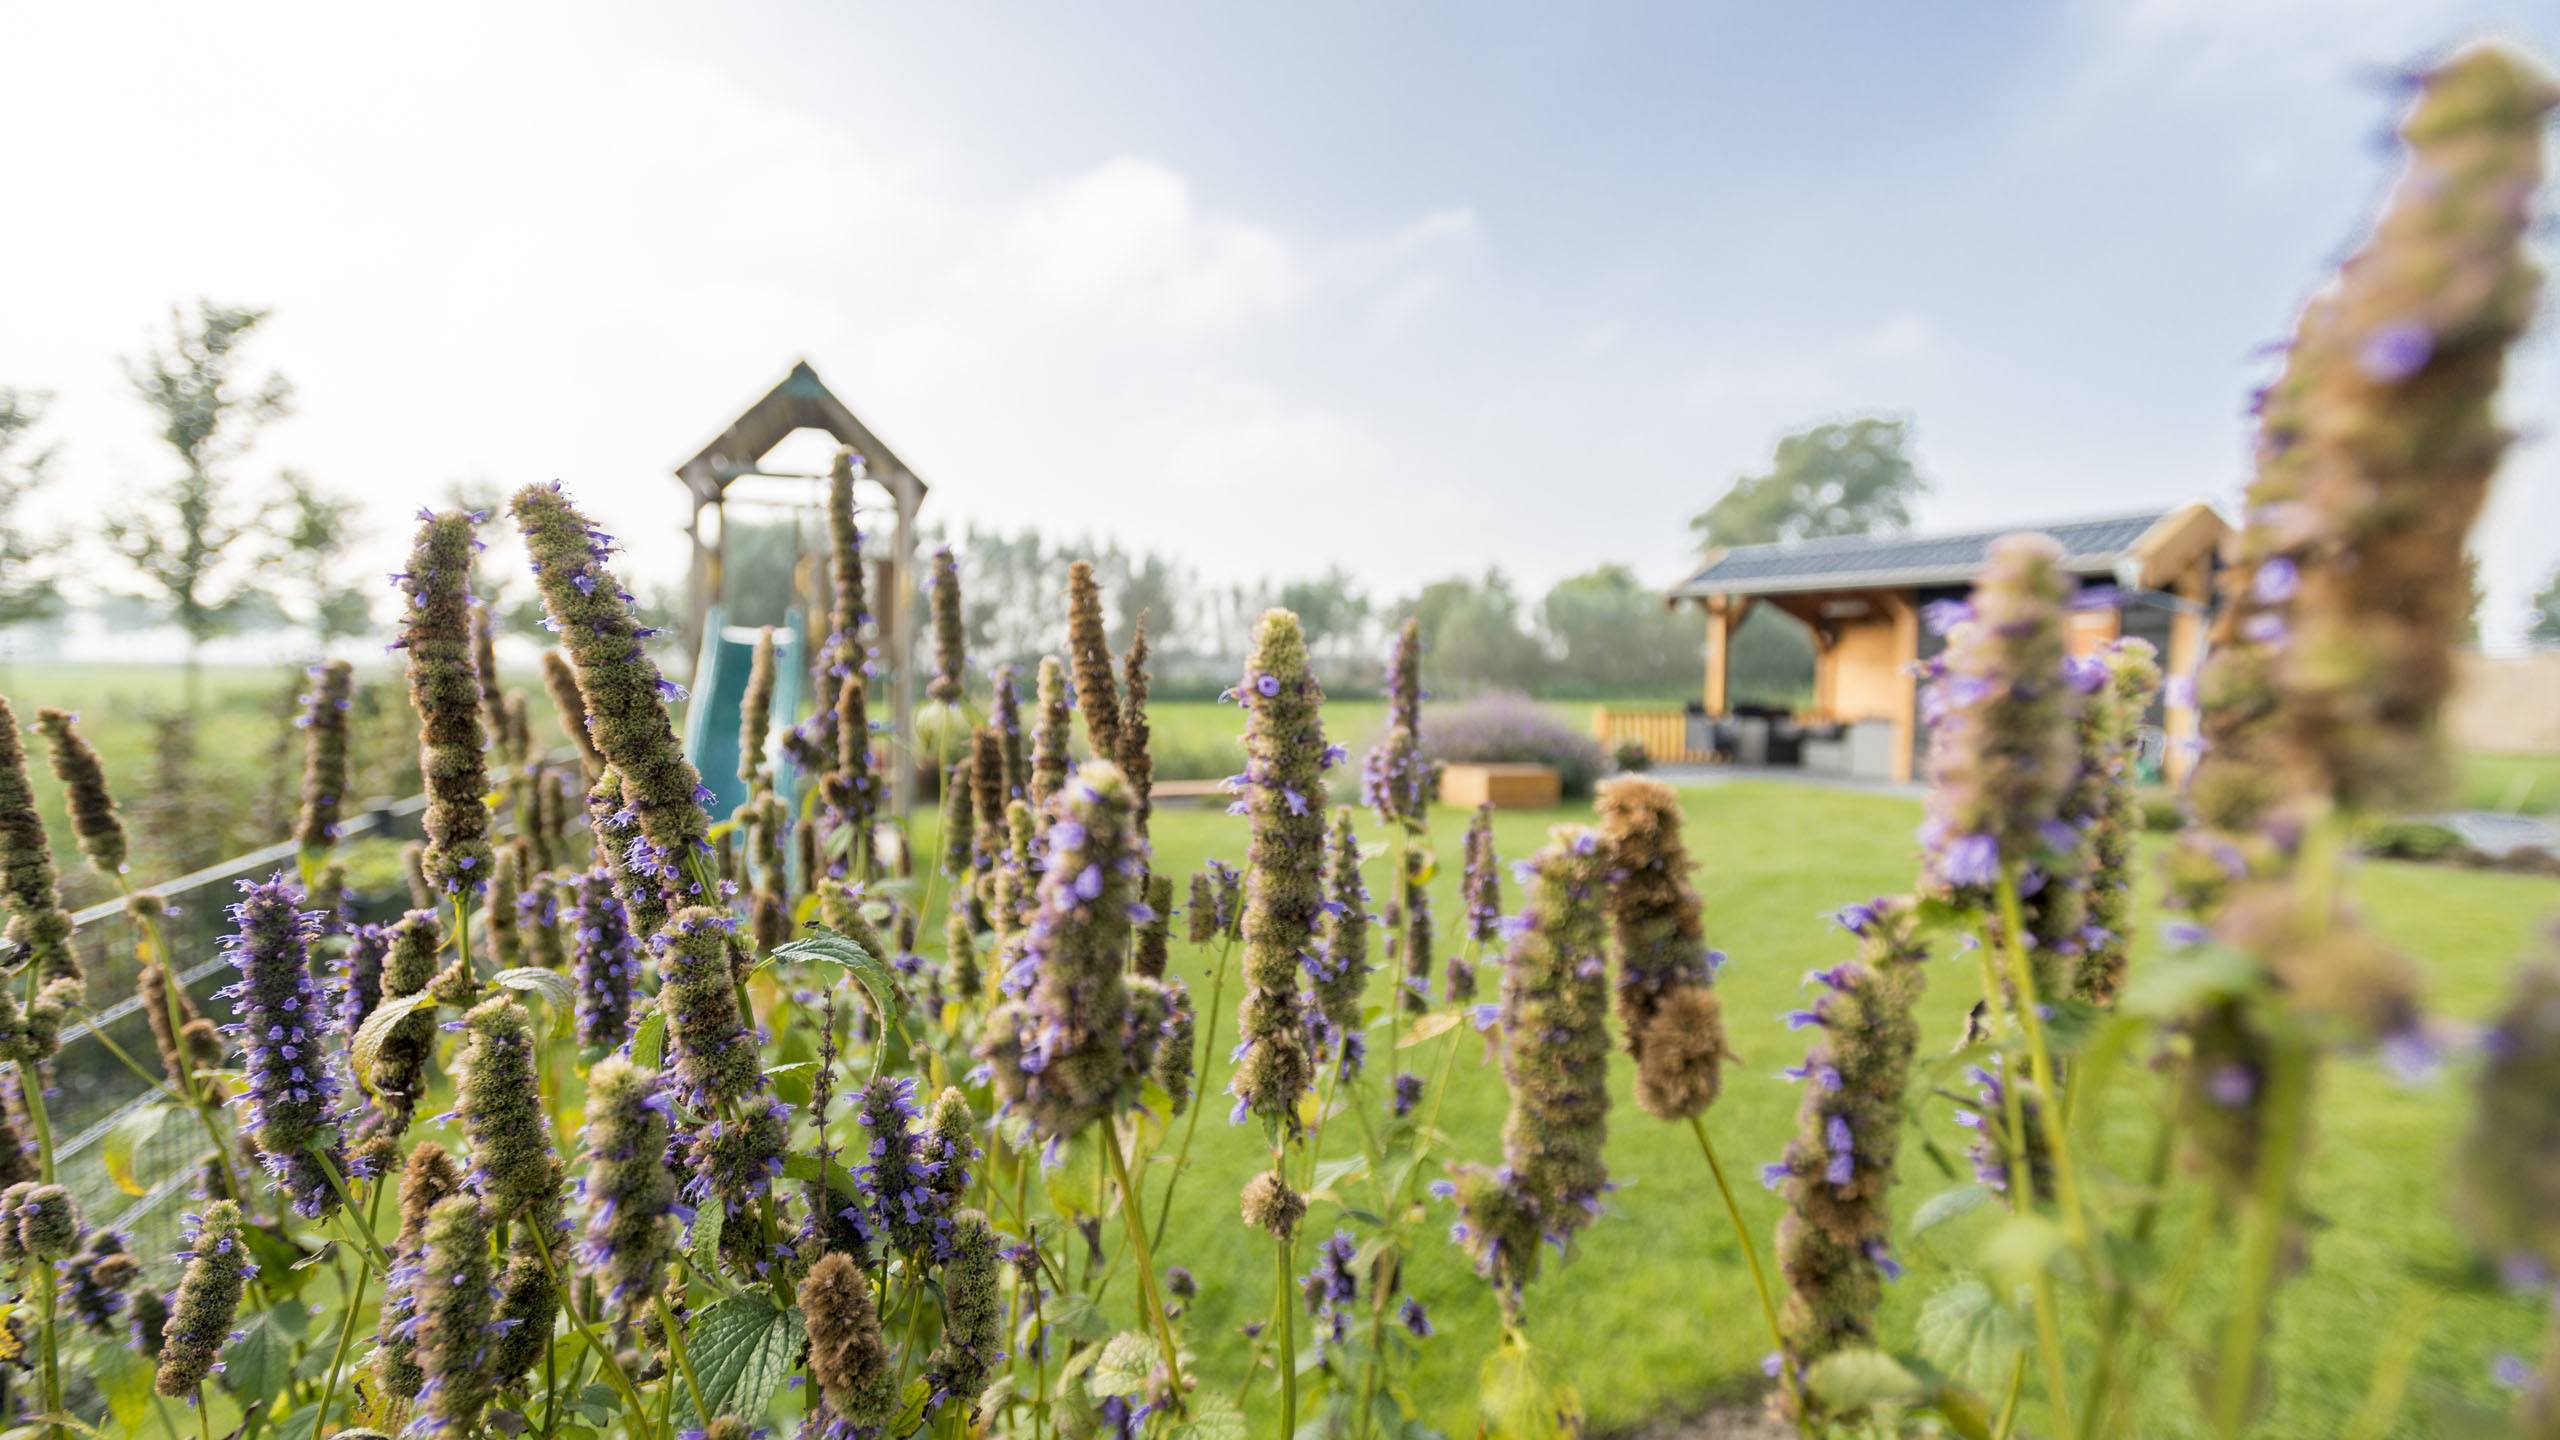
[2211,1028,2313,1439]
[310,1170,388,1437]
[30,1258,60,1434]
[308,1145,395,1277]
[657,1292,711,1424]
[522,1213,650,1426]
[1100,1121,1187,1404]
[1687,1114,1788,1383]
[1990,874,2090,1250]
[1965,902,2072,1438]
[1148,935,1235,1251]
[1274,1222,1298,1440]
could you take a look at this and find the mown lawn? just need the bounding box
[1101,781,2552,1439]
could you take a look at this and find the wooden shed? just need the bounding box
[1635,504,2227,784]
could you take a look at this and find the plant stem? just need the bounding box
[2211,1029,2313,1439]
[1148,936,1235,1251]
[311,1171,390,1437]
[1100,1121,1187,1404]
[1688,1114,1788,1372]
[1274,1226,1297,1440]
[658,1292,712,1424]
[1991,875,2091,1249]
[308,1146,395,1277]
[2077,1106,2175,1438]
[528,1219,650,1424]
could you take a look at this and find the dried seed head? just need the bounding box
[1067,561,1123,761]
[802,1250,897,1426]
[1240,1169,1307,1243]
[34,706,125,875]
[1596,778,1732,1121]
[399,511,494,896]
[293,660,354,852]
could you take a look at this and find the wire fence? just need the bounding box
[17,795,429,1269]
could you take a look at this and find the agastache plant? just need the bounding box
[2077,638,2160,1006]
[33,706,125,877]
[1030,654,1072,811]
[512,482,710,883]
[154,1200,252,1399]
[216,874,345,1217]
[1313,808,1371,1073]
[396,509,496,898]
[1227,610,1329,1136]
[926,544,966,706]
[578,1055,680,1309]
[1067,560,1123,762]
[1766,897,1925,1413]
[1595,777,1732,1121]
[293,659,354,854]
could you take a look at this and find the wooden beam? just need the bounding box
[1880,591,1919,784]
[2165,566,2208,784]
[1703,599,1732,715]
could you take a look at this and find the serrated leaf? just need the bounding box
[630,1002,667,1068]
[676,1293,804,1429]
[1310,1155,1368,1196]
[1089,1331,1156,1399]
[690,1199,726,1276]
[1396,1012,1459,1049]
[101,1102,176,1198]
[1176,1390,1246,1440]
[1915,1279,2026,1389]
[491,966,576,1011]
[769,927,900,1035]
[221,1311,294,1402]
[1908,1183,1993,1240]
[1805,1348,1925,1411]
[350,990,437,1089]
[1978,1213,2066,1295]
[1044,1132,1102,1221]
[88,1340,153,1437]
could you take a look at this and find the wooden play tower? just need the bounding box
[674,360,928,812]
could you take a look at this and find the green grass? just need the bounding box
[1105,782,2546,1439]
[2455,752,2560,816]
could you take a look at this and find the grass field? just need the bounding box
[1083,782,2549,1439]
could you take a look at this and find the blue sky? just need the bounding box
[2,1,2554,644]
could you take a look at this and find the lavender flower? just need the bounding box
[977,763,1144,1142]
[1916,534,2080,917]
[1481,826,1615,1255]
[34,706,126,875]
[578,1056,677,1308]
[926,1210,1003,1409]
[153,1200,250,1398]
[217,875,344,1218]
[398,510,495,896]
[413,1193,497,1440]
[15,1182,77,1258]
[1770,897,1927,1390]
[519,867,569,972]
[858,1075,949,1257]
[1313,808,1370,1060]
[1133,873,1174,980]
[1461,802,1501,944]
[1596,778,1733,1121]
[293,660,353,852]
[512,482,709,873]
[655,907,760,1109]
[1229,611,1329,1135]
[375,1144,465,1400]
[65,1229,137,1331]
[456,995,563,1222]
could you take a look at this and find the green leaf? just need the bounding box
[101,1102,176,1198]
[350,990,436,1090]
[1908,1183,1993,1240]
[1978,1213,2067,1295]
[1044,1131,1102,1221]
[87,1340,154,1437]
[630,1001,667,1068]
[1309,1155,1368,1199]
[676,1293,805,1429]
[222,1311,294,1402]
[2121,941,2260,1018]
[1175,1390,1246,1440]
[1915,1279,2026,1389]
[690,1198,726,1276]
[1804,1348,1926,1411]
[1044,1293,1113,1345]
[1089,1332,1156,1399]
[491,966,576,1015]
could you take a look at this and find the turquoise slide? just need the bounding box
[682,604,806,821]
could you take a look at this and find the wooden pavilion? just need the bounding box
[1627,503,2227,784]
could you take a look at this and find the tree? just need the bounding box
[1538,564,1693,695]
[108,302,296,700]
[2530,567,2560,649]
[0,389,64,630]
[1275,566,1370,665]
[279,470,373,645]
[1406,570,1545,694]
[1690,416,1927,551]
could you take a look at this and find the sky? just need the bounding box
[2,0,2556,649]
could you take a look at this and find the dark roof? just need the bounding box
[1670,510,2171,599]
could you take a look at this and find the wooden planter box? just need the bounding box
[1439,762,1562,810]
